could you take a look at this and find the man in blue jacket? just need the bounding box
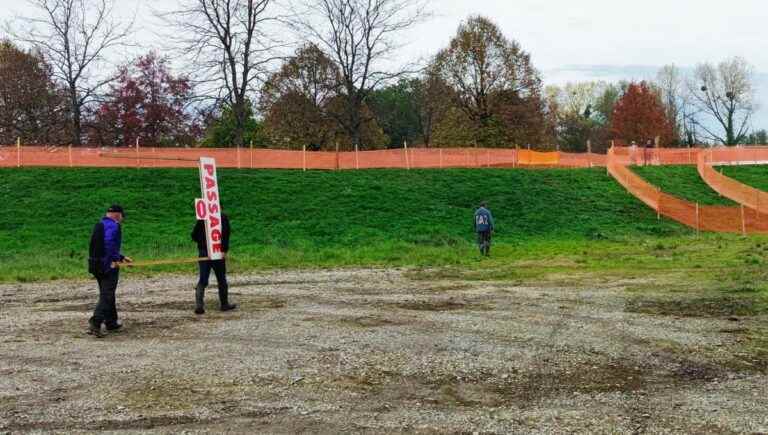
[88,205,132,337]
[474,202,495,256]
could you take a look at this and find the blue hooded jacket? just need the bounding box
[99,216,124,271]
[474,207,494,232]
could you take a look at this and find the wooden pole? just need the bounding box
[695,202,700,237]
[250,140,254,169]
[335,142,340,170]
[355,144,359,170]
[114,257,209,268]
[439,148,443,168]
[514,144,519,168]
[237,144,241,169]
[68,144,73,167]
[757,191,761,215]
[657,187,662,220]
[16,137,21,167]
[302,145,307,171]
[741,204,747,236]
[135,137,140,168]
[486,148,491,168]
[404,140,410,170]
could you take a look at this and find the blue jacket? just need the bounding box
[474,207,494,232]
[99,216,125,272]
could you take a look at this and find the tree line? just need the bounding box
[1,0,763,150]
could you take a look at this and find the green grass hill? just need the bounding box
[1,165,767,282]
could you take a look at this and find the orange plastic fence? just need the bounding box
[697,146,768,215]
[608,147,768,234]
[0,144,618,170]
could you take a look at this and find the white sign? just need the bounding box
[195,198,206,220]
[198,157,224,260]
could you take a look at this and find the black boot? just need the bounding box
[219,285,237,312]
[195,285,206,315]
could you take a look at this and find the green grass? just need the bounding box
[0,165,765,295]
[719,164,768,191]
[633,165,735,205]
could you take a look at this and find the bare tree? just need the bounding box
[161,0,281,147]
[291,0,429,149]
[687,57,756,145]
[11,0,133,145]
[657,64,701,146]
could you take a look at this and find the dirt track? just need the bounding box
[0,268,766,434]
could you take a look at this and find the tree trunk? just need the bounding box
[233,100,246,147]
[69,88,82,146]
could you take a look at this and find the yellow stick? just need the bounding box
[112,257,210,268]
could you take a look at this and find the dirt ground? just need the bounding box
[0,268,766,434]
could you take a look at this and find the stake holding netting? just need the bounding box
[16,137,21,167]
[404,140,410,170]
[302,145,307,171]
[237,144,241,169]
[355,144,359,170]
[741,204,747,236]
[135,138,140,168]
[68,145,73,167]
[250,140,254,169]
[695,202,700,237]
[657,187,662,220]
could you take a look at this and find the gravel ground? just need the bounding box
[0,268,766,434]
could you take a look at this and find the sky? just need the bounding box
[2,0,767,127]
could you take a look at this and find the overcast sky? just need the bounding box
[2,0,767,125]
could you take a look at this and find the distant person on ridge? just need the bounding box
[88,204,132,338]
[474,202,495,256]
[192,213,236,314]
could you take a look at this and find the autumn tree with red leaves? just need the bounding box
[89,52,198,147]
[610,81,675,146]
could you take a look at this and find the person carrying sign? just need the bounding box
[474,202,495,256]
[192,213,236,314]
[87,205,133,338]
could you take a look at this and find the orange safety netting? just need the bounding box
[697,146,768,215]
[0,145,613,169]
[608,147,768,234]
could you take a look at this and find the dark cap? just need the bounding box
[107,204,125,216]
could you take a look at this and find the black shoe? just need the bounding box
[220,303,237,312]
[194,307,205,315]
[106,323,123,332]
[87,323,104,338]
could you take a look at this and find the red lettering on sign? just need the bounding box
[212,243,223,253]
[209,215,220,228]
[211,229,222,242]
[204,164,215,176]
[196,200,207,219]
[208,203,219,214]
[205,176,216,190]
[207,190,218,202]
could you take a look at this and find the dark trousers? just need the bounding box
[90,269,120,328]
[477,230,492,256]
[197,259,229,303]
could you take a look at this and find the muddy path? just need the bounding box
[0,269,766,434]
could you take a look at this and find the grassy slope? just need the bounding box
[0,165,766,288]
[0,166,687,281]
[633,165,735,205]
[719,165,768,191]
